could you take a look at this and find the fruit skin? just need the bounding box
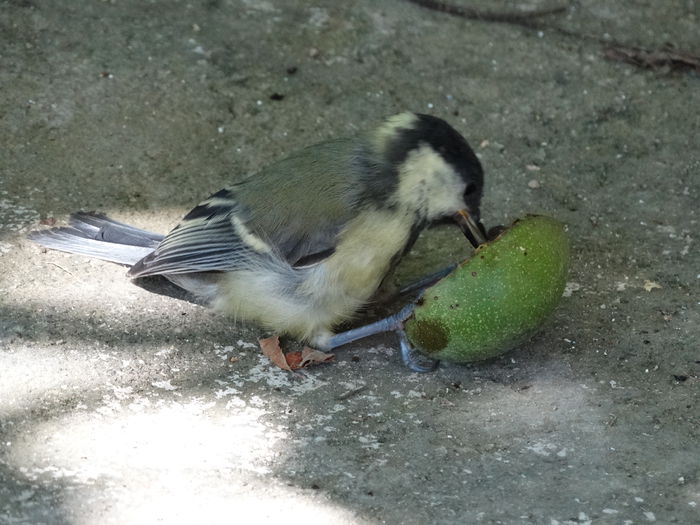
[404,215,569,363]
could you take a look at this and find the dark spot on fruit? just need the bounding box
[673,374,688,382]
[523,251,528,256]
[471,271,477,277]
[408,319,449,354]
[416,296,425,306]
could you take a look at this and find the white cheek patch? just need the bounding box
[393,144,466,219]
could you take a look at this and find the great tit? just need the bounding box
[29,112,486,349]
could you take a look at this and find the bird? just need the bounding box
[29,112,486,353]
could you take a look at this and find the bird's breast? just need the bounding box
[301,209,413,303]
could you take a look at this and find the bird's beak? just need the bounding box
[453,209,487,248]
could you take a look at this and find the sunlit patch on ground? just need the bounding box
[4,393,363,524]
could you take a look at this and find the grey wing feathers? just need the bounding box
[128,218,255,277]
[127,192,261,278]
[124,138,372,280]
[28,212,162,266]
[129,139,372,277]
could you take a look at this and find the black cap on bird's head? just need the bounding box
[375,113,487,247]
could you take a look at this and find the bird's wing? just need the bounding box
[128,185,354,278]
[129,139,373,278]
[235,139,369,266]
[128,189,263,278]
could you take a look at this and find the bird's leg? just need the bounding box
[326,302,415,348]
[393,212,487,298]
[397,264,457,297]
[369,264,456,306]
[326,302,440,373]
[381,211,487,300]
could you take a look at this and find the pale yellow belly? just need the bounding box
[215,209,413,346]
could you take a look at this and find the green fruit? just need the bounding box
[404,215,569,363]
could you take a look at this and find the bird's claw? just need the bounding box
[397,328,439,373]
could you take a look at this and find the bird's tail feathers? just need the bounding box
[28,212,163,266]
[65,212,164,247]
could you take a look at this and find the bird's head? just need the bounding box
[371,112,487,246]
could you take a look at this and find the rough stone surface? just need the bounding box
[1,1,698,524]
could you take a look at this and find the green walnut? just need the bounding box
[404,215,569,363]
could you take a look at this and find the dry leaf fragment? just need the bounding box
[284,351,304,369]
[258,336,292,371]
[258,338,335,370]
[643,280,662,292]
[299,347,335,368]
[284,347,335,369]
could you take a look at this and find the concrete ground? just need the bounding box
[1,1,698,524]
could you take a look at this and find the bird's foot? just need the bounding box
[397,328,439,373]
[326,302,440,373]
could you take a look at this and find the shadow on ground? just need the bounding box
[1,0,698,523]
